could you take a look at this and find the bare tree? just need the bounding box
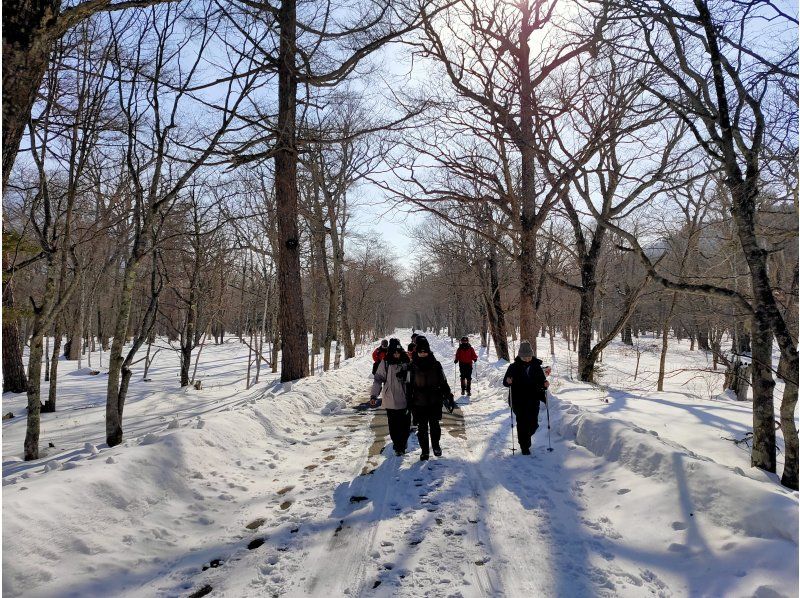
[610,0,798,488]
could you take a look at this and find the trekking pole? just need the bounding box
[509,387,516,455]
[545,391,553,452]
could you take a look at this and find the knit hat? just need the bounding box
[460,336,469,343]
[415,336,431,354]
[518,341,533,358]
[387,338,402,353]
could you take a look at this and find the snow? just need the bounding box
[2,332,797,597]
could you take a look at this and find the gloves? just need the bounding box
[445,394,456,413]
[454,359,458,363]
[369,396,377,407]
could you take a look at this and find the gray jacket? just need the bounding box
[371,360,408,410]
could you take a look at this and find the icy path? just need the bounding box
[3,334,796,597]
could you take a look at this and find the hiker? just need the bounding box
[407,342,416,360]
[454,336,479,396]
[371,339,389,375]
[502,341,549,455]
[370,339,411,456]
[407,336,455,460]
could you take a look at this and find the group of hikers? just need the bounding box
[369,332,550,459]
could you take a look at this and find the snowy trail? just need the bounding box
[3,333,797,597]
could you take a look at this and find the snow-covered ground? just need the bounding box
[3,332,797,597]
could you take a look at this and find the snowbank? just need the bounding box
[2,350,370,597]
[551,393,798,544]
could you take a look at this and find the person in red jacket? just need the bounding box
[372,339,389,375]
[454,336,479,396]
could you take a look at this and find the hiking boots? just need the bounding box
[420,453,429,461]
[521,448,531,455]
[433,447,442,457]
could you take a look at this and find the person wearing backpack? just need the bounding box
[370,339,411,456]
[502,341,549,455]
[454,336,479,396]
[406,336,455,460]
[371,339,389,375]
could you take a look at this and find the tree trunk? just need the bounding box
[275,0,308,382]
[270,279,280,373]
[106,262,138,447]
[2,282,28,393]
[657,292,678,392]
[621,324,633,346]
[24,329,45,460]
[750,314,776,472]
[576,260,598,383]
[180,284,197,388]
[338,264,355,359]
[2,0,54,192]
[24,257,59,460]
[43,319,61,412]
[485,249,509,361]
[67,297,84,360]
[780,355,799,489]
[515,8,539,345]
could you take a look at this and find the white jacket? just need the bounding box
[371,360,408,410]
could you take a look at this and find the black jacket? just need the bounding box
[408,353,453,410]
[503,357,547,407]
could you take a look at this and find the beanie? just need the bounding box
[415,336,431,354]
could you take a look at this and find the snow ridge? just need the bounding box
[553,393,798,544]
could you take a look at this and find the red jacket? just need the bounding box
[454,345,478,364]
[372,347,388,362]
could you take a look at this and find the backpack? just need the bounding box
[371,348,387,374]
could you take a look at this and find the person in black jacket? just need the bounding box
[407,336,455,460]
[502,341,549,455]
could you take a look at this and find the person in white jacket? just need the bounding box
[370,338,411,456]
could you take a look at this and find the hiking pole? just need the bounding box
[509,387,516,455]
[545,391,553,452]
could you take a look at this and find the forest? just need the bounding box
[2,0,797,489]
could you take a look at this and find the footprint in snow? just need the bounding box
[617,488,631,495]
[246,518,266,530]
[671,521,687,531]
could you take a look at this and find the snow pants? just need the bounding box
[512,400,541,451]
[412,405,442,455]
[458,362,473,395]
[386,408,411,452]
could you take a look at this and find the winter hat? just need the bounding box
[518,341,534,358]
[460,336,469,343]
[380,339,389,348]
[387,338,402,353]
[415,336,431,354]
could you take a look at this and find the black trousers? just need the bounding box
[512,401,541,451]
[386,408,411,452]
[458,363,473,394]
[412,405,441,455]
